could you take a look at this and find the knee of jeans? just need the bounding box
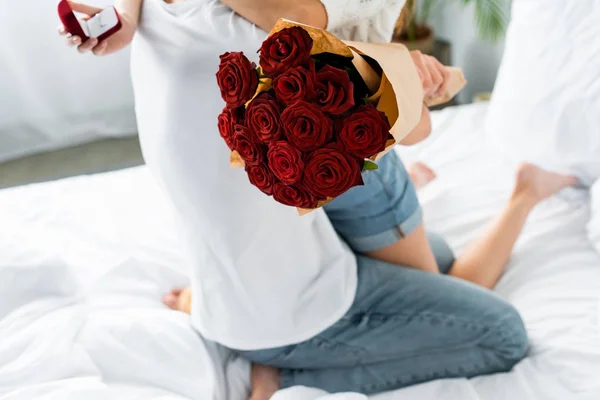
[494,307,529,363]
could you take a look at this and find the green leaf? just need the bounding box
[419,0,437,24]
[414,0,508,43]
[363,160,379,171]
[461,0,509,42]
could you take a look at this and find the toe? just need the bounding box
[564,175,579,187]
[415,162,436,176]
[163,294,178,309]
[409,162,436,189]
[425,167,437,180]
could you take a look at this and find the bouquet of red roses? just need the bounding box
[217,19,465,214]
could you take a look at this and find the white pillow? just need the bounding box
[485,0,600,186]
[0,0,136,162]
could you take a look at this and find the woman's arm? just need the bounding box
[220,0,406,34]
[219,0,328,32]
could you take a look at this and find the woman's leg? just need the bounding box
[246,163,576,397]
[240,254,528,395]
[249,364,279,400]
[367,163,577,288]
[447,163,577,288]
[246,231,456,400]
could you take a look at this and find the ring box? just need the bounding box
[58,0,122,41]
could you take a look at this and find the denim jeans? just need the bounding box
[238,237,528,394]
[323,151,422,252]
[236,151,529,394]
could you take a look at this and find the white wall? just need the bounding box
[429,0,511,103]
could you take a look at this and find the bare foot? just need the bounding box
[514,163,578,204]
[250,364,280,400]
[163,287,192,314]
[408,162,437,189]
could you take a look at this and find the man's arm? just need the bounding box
[220,0,328,32]
[116,0,143,24]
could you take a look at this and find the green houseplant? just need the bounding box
[394,0,510,54]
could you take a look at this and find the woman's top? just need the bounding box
[324,0,405,43]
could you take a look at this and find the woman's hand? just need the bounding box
[410,50,451,99]
[57,1,137,56]
[399,104,432,146]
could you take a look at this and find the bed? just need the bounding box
[1,102,599,400]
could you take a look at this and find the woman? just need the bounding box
[60,1,577,399]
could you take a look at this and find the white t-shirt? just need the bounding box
[132,0,405,350]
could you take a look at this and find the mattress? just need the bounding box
[1,103,599,400]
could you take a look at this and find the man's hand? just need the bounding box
[410,50,451,99]
[57,1,137,56]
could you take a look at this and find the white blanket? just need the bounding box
[1,104,599,400]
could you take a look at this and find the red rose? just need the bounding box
[304,147,363,198]
[216,52,259,109]
[233,125,265,165]
[246,164,276,195]
[259,27,313,77]
[337,105,392,159]
[217,107,244,150]
[314,65,355,115]
[272,182,318,209]
[281,101,333,152]
[246,93,284,143]
[272,63,316,105]
[267,141,305,185]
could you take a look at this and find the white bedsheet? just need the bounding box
[1,103,599,400]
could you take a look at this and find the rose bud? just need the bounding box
[246,164,277,195]
[246,93,284,144]
[272,182,318,209]
[217,107,245,150]
[281,100,333,152]
[233,124,265,165]
[303,147,363,198]
[216,52,259,109]
[314,65,355,115]
[337,104,392,159]
[259,27,313,77]
[267,141,305,185]
[273,62,316,105]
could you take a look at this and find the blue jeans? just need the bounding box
[323,151,422,252]
[237,152,528,394]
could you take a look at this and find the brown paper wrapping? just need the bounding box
[230,150,244,168]
[232,19,466,214]
[345,41,423,159]
[270,19,354,58]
